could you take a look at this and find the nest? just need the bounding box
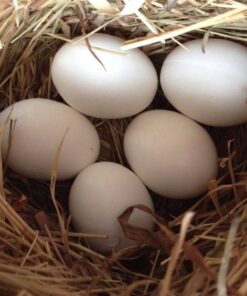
[0,1,247,295]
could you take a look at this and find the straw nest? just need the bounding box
[0,1,247,295]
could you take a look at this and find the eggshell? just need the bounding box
[0,98,100,180]
[124,110,218,199]
[69,162,154,253]
[160,38,247,126]
[51,33,158,119]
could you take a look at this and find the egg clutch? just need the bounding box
[0,33,246,253]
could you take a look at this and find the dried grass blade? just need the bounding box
[144,250,160,294]
[28,0,47,11]
[208,180,224,217]
[0,127,5,202]
[85,38,106,71]
[20,231,39,267]
[44,224,66,265]
[227,252,247,285]
[50,128,69,255]
[158,211,194,296]
[217,217,240,296]
[227,140,240,203]
[12,0,20,27]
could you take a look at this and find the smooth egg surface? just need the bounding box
[51,33,158,119]
[69,162,154,253]
[124,110,218,199]
[160,38,247,126]
[0,98,100,180]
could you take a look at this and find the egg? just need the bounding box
[160,38,247,127]
[124,110,218,199]
[0,98,100,180]
[51,33,158,119]
[69,162,154,253]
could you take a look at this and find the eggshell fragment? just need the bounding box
[51,33,158,119]
[124,110,218,199]
[0,98,100,180]
[160,38,247,126]
[69,162,154,253]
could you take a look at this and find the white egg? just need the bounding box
[51,33,158,119]
[160,38,247,126]
[69,162,154,253]
[124,110,218,199]
[0,99,100,180]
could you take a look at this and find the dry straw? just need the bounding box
[0,0,247,295]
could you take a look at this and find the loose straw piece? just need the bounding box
[20,231,39,267]
[158,211,195,296]
[12,0,20,27]
[217,217,240,296]
[50,129,69,255]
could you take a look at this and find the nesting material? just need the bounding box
[0,1,247,296]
